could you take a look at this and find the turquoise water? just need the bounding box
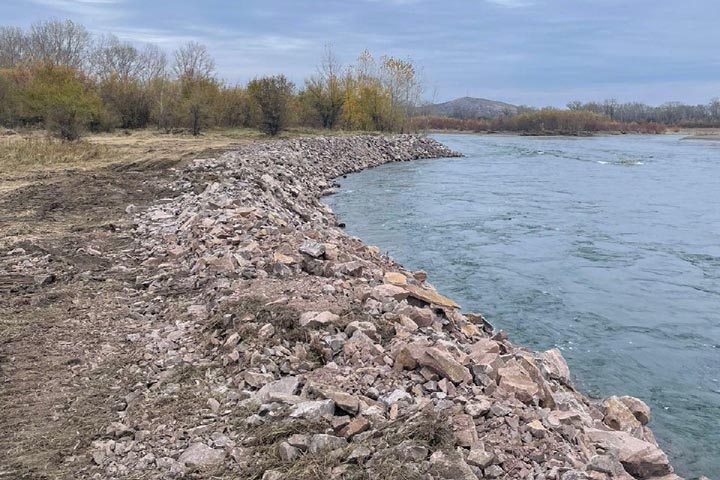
[324,134,720,478]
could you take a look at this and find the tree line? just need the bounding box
[566,99,720,127]
[0,20,422,139]
[413,110,667,136]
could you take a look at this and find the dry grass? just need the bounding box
[0,128,263,177]
[382,408,455,452]
[0,126,376,179]
[0,135,111,169]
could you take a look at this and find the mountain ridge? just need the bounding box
[424,96,518,118]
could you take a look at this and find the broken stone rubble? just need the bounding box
[88,135,683,480]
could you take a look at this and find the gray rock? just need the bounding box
[299,241,325,258]
[587,454,626,476]
[484,465,504,478]
[345,320,378,340]
[381,388,413,406]
[255,376,299,403]
[467,447,494,468]
[464,398,492,417]
[288,434,311,450]
[347,445,372,463]
[262,470,283,480]
[429,451,479,480]
[178,443,225,467]
[308,434,347,454]
[277,441,300,462]
[394,441,428,462]
[290,399,335,420]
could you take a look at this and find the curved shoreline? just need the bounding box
[96,135,684,479]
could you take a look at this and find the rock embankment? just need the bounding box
[94,135,681,479]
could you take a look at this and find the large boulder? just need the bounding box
[369,284,408,302]
[619,396,652,425]
[404,284,460,309]
[540,348,571,384]
[497,361,540,404]
[392,339,432,371]
[586,429,673,479]
[395,305,434,327]
[393,341,472,384]
[603,396,643,435]
[422,347,473,384]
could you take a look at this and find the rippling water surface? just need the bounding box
[324,134,720,477]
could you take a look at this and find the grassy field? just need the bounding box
[0,127,302,175]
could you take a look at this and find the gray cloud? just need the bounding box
[6,0,720,105]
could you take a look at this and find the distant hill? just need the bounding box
[423,96,518,119]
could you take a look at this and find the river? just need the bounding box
[323,134,720,477]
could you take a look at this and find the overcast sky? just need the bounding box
[4,0,720,106]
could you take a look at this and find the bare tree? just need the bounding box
[139,44,167,82]
[709,98,720,122]
[91,34,142,81]
[603,98,618,121]
[173,41,215,80]
[0,26,27,68]
[303,45,345,128]
[28,19,91,69]
[380,55,423,132]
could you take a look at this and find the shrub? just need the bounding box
[23,64,101,140]
[247,75,295,136]
[179,76,220,136]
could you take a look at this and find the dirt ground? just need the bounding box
[0,129,263,479]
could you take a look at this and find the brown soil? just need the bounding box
[0,133,248,479]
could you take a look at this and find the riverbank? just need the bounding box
[0,135,686,479]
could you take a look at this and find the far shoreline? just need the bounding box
[421,127,720,139]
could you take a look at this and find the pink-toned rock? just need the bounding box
[497,361,540,404]
[395,305,434,327]
[273,252,296,265]
[370,284,408,302]
[392,339,431,371]
[619,396,652,425]
[460,323,482,337]
[383,271,408,285]
[603,396,642,435]
[540,348,571,384]
[451,413,479,447]
[546,410,583,428]
[404,284,460,309]
[586,429,673,479]
[299,311,339,328]
[467,338,501,361]
[339,416,370,438]
[396,315,419,331]
[422,347,472,384]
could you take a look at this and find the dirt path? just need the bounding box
[0,159,182,479]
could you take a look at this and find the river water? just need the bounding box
[323,134,720,477]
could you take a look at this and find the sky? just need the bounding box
[3,0,720,106]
